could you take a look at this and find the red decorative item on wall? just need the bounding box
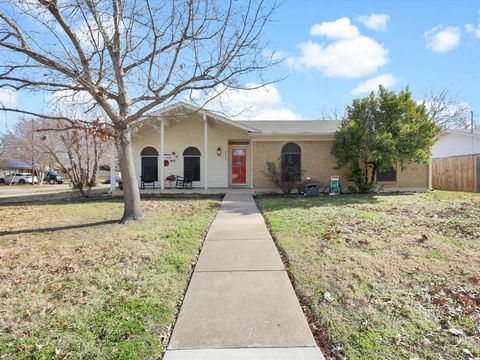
[164,160,169,166]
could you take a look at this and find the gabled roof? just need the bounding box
[238,120,341,135]
[144,101,260,133]
[144,101,342,135]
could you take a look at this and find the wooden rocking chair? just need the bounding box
[176,168,194,189]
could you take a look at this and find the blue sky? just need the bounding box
[244,0,480,121]
[0,0,479,131]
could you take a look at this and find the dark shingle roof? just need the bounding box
[238,120,341,134]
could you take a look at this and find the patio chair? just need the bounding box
[176,168,194,189]
[141,168,156,189]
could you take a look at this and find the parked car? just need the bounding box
[103,176,122,185]
[43,171,65,184]
[0,178,5,184]
[4,173,38,184]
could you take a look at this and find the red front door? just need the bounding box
[231,148,247,185]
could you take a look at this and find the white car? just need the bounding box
[4,173,38,185]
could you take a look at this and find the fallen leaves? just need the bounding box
[260,192,480,359]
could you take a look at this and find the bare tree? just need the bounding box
[423,89,469,130]
[42,120,109,197]
[0,117,55,183]
[319,106,344,121]
[0,136,5,157]
[0,0,279,222]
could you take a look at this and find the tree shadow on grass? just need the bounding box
[255,193,384,211]
[0,220,120,236]
[0,192,223,207]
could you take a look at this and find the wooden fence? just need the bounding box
[432,154,480,192]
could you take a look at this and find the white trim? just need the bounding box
[160,119,165,190]
[251,132,337,136]
[109,144,116,193]
[204,114,208,189]
[249,134,335,141]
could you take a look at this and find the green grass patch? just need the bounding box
[0,197,220,359]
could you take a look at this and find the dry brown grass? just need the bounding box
[0,197,220,359]
[259,191,480,360]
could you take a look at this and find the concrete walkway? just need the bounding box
[164,194,324,360]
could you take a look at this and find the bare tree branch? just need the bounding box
[0,0,280,222]
[424,88,469,130]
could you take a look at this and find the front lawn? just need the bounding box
[0,197,220,359]
[258,191,480,360]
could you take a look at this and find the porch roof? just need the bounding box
[144,101,261,133]
[143,101,343,135]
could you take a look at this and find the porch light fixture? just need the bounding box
[217,146,222,156]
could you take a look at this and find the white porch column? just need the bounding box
[204,114,208,189]
[109,143,116,193]
[160,119,165,190]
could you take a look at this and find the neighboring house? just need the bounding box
[130,102,429,192]
[431,129,480,158]
[0,159,32,178]
[430,129,480,193]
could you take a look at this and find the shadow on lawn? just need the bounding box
[0,220,120,236]
[0,191,222,207]
[255,193,383,211]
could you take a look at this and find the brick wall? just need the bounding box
[377,162,429,191]
[252,140,429,192]
[252,140,348,190]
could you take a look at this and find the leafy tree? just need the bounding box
[331,86,441,193]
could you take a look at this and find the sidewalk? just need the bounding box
[163,193,324,360]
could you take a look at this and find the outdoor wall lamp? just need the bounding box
[217,146,222,156]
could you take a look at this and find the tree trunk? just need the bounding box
[116,127,144,223]
[370,162,377,185]
[364,159,369,184]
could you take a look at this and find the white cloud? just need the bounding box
[466,23,480,38]
[357,13,390,32]
[287,17,389,78]
[465,9,480,38]
[0,89,18,107]
[424,25,461,53]
[309,17,360,40]
[249,108,303,121]
[191,84,302,120]
[287,37,388,78]
[351,74,398,95]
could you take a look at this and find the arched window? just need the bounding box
[183,146,201,181]
[141,146,159,181]
[141,147,159,156]
[281,143,301,180]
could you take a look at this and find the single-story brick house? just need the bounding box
[130,101,429,192]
